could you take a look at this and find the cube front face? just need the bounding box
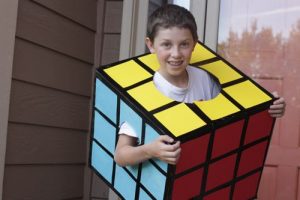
[169,109,274,199]
[90,42,276,199]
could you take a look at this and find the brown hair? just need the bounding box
[147,4,198,42]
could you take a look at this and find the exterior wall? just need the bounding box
[3,0,96,199]
[87,1,124,199]
[0,0,19,197]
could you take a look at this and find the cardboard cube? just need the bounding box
[90,42,276,199]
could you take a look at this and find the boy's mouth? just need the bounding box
[167,60,184,66]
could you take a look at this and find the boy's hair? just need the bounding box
[147,4,198,42]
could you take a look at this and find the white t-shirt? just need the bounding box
[119,65,221,138]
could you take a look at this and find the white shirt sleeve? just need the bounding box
[118,121,138,138]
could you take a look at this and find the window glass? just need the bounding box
[172,0,190,10]
[217,0,300,86]
[217,0,300,148]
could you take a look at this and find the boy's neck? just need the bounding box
[158,69,189,89]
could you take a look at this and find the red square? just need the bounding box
[238,141,268,176]
[203,187,231,200]
[212,120,244,158]
[172,168,203,200]
[175,134,210,174]
[233,172,261,200]
[206,154,237,191]
[244,110,274,144]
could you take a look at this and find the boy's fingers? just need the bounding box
[270,103,285,109]
[269,113,284,118]
[273,97,285,105]
[268,109,283,114]
[163,147,181,158]
[159,135,174,143]
[272,91,279,98]
[164,141,181,152]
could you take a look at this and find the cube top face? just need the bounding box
[98,41,273,139]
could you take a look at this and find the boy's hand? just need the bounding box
[269,91,286,118]
[147,135,181,165]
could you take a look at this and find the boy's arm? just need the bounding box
[114,134,181,167]
[269,92,286,118]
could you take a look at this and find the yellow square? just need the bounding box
[154,104,206,137]
[104,60,152,88]
[128,81,173,111]
[194,94,240,120]
[190,43,215,64]
[199,60,243,84]
[138,54,160,71]
[223,80,272,109]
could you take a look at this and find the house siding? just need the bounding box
[3,0,100,199]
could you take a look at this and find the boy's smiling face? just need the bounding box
[146,27,196,86]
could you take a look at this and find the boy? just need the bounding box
[114,4,285,167]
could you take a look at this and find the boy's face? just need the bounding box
[146,27,196,81]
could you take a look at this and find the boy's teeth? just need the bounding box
[169,61,182,65]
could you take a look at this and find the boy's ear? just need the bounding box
[193,41,197,50]
[145,37,155,53]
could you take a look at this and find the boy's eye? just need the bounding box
[161,43,171,48]
[180,42,190,48]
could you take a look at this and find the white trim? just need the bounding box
[204,0,220,51]
[190,0,207,42]
[134,0,149,55]
[0,0,19,196]
[119,0,135,59]
[119,0,149,59]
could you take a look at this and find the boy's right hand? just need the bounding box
[146,135,181,165]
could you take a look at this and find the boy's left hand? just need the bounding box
[268,92,286,118]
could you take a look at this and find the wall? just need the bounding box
[3,0,96,199]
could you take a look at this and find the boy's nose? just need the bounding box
[171,47,181,58]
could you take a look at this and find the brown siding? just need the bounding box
[9,80,90,130]
[6,123,86,164]
[32,0,97,31]
[3,0,124,198]
[13,38,92,96]
[4,165,84,200]
[4,0,96,199]
[16,0,94,63]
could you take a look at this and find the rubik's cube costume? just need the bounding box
[90,42,276,199]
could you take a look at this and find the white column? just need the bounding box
[119,0,149,59]
[204,0,220,51]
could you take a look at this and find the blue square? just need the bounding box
[114,165,137,200]
[126,165,139,179]
[144,124,168,172]
[91,141,113,184]
[119,100,142,139]
[139,188,153,200]
[93,111,116,153]
[95,79,117,123]
[140,161,166,199]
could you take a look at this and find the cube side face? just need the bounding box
[91,76,171,199]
